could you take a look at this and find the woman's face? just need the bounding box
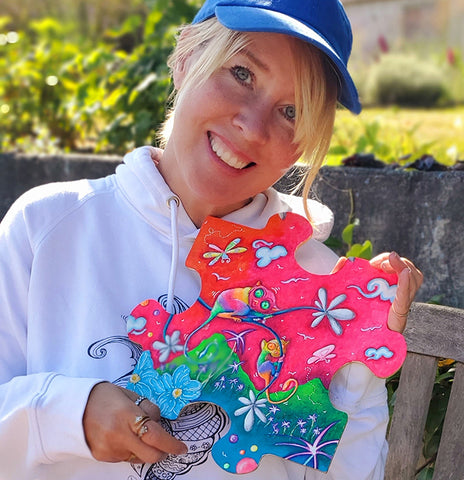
[160,32,301,226]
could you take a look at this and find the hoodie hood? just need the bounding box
[116,146,334,242]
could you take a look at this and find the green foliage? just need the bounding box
[364,53,449,108]
[444,48,464,104]
[340,221,373,260]
[83,0,201,153]
[325,219,373,260]
[0,0,202,154]
[329,116,436,165]
[0,17,86,152]
[327,106,464,167]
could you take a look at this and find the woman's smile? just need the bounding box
[208,132,255,170]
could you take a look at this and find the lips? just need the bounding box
[209,133,254,170]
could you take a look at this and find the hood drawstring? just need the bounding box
[166,195,180,314]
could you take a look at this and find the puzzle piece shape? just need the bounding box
[127,212,406,474]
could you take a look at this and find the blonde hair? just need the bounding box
[159,18,338,220]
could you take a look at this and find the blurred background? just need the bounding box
[0,0,463,166]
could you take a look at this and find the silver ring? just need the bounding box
[134,395,147,407]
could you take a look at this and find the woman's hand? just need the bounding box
[369,252,423,332]
[83,382,187,464]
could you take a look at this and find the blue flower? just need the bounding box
[126,352,202,420]
[126,350,161,397]
[151,365,202,419]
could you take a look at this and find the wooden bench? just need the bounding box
[385,302,464,480]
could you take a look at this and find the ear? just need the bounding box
[172,27,194,90]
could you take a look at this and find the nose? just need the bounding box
[232,101,270,145]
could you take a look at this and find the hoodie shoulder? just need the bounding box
[3,176,117,247]
[271,190,334,242]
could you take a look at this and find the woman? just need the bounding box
[0,1,422,479]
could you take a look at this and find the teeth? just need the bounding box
[210,134,249,169]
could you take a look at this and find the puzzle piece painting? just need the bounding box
[126,212,406,474]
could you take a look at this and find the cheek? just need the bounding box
[268,127,300,167]
[282,135,300,162]
[176,76,229,119]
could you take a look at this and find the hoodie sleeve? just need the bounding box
[0,193,101,474]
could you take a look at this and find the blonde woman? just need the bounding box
[0,1,422,479]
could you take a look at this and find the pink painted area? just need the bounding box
[236,457,259,474]
[128,212,406,391]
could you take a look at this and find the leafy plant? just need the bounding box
[324,214,373,260]
[0,0,202,154]
[76,0,202,153]
[327,107,464,167]
[339,220,373,259]
[0,17,87,152]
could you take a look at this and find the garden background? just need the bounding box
[1,0,463,162]
[1,1,463,479]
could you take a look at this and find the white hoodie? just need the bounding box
[0,146,388,480]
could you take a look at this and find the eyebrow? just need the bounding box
[242,48,270,72]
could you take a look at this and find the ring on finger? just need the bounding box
[392,305,411,317]
[134,414,151,438]
[126,453,138,463]
[134,395,147,407]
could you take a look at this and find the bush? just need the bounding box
[365,53,449,108]
[0,0,202,154]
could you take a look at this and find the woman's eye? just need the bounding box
[231,65,253,86]
[282,105,296,122]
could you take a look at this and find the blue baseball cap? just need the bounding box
[193,0,361,114]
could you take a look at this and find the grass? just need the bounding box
[326,105,464,167]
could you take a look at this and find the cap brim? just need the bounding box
[214,5,361,114]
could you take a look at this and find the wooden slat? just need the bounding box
[404,303,464,362]
[385,352,437,480]
[433,361,464,480]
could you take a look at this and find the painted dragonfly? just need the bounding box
[203,238,247,266]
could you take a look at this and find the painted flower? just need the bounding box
[277,422,339,470]
[152,330,183,362]
[269,405,280,415]
[150,364,202,419]
[222,328,255,355]
[310,288,355,335]
[234,390,267,432]
[308,413,318,422]
[126,350,161,397]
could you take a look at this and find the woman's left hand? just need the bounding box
[370,252,423,333]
